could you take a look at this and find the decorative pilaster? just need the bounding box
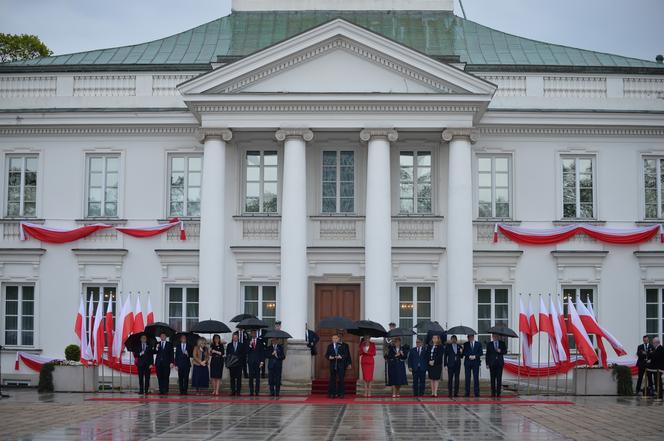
[276,129,313,336]
[198,128,232,321]
[361,128,398,325]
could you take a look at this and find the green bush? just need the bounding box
[38,363,55,393]
[611,364,634,396]
[64,344,81,362]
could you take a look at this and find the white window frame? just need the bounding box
[643,156,664,220]
[166,285,199,332]
[398,150,433,215]
[167,153,202,218]
[85,154,120,218]
[398,284,433,346]
[243,150,279,214]
[476,286,511,344]
[476,155,512,219]
[321,149,356,214]
[562,285,597,350]
[4,154,38,218]
[645,286,664,341]
[2,283,36,348]
[560,155,596,220]
[242,284,278,326]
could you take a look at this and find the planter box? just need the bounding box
[53,365,98,392]
[573,367,633,395]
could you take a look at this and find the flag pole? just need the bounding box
[516,293,521,395]
[546,293,551,396]
[561,292,569,396]
[536,294,541,395]
[526,293,531,396]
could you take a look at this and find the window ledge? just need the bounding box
[0,218,43,223]
[553,220,606,226]
[473,219,520,225]
[76,218,126,225]
[311,214,364,219]
[392,214,444,219]
[1,347,42,353]
[636,220,664,225]
[158,217,200,222]
[233,214,281,219]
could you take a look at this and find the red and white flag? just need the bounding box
[587,300,627,357]
[519,297,535,366]
[115,217,185,240]
[539,296,559,364]
[80,296,92,364]
[567,299,598,366]
[105,295,114,360]
[112,295,127,358]
[87,295,95,360]
[556,297,571,359]
[146,296,154,325]
[133,296,145,333]
[74,295,84,340]
[550,296,568,362]
[575,297,608,368]
[92,297,105,364]
[120,295,134,351]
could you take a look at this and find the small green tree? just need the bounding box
[65,344,81,362]
[38,363,55,393]
[0,33,52,63]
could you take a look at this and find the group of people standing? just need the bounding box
[132,322,287,397]
[635,335,664,398]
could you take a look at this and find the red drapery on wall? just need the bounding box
[494,223,662,245]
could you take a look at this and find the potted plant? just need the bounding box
[51,345,98,392]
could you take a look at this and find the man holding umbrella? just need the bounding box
[246,328,267,396]
[132,334,154,395]
[174,333,192,395]
[463,333,483,398]
[326,334,352,398]
[266,336,287,397]
[486,333,507,397]
[155,331,174,395]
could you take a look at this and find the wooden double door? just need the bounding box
[314,284,361,380]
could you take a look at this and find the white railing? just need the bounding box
[242,217,280,240]
[624,77,664,99]
[395,217,435,240]
[0,76,57,97]
[167,221,200,241]
[1,222,22,240]
[152,74,196,96]
[73,75,136,96]
[318,218,358,240]
[480,74,527,97]
[543,75,607,98]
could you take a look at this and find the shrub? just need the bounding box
[38,363,55,393]
[611,364,634,396]
[64,344,80,362]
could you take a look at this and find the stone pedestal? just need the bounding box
[573,367,631,395]
[53,365,99,392]
[282,340,313,383]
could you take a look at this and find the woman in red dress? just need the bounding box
[359,335,376,397]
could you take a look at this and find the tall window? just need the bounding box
[477,156,511,218]
[562,287,595,349]
[644,157,664,219]
[84,285,117,346]
[562,156,594,219]
[3,285,35,346]
[168,286,198,331]
[244,285,277,326]
[169,155,202,217]
[399,151,432,214]
[477,287,510,345]
[6,155,37,217]
[322,151,354,213]
[245,151,278,213]
[87,155,119,217]
[646,287,664,341]
[398,285,431,345]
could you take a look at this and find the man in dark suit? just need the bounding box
[463,333,483,398]
[650,337,664,399]
[267,338,286,397]
[155,332,174,395]
[408,338,427,397]
[486,334,507,397]
[636,335,653,395]
[326,334,352,398]
[226,333,246,396]
[306,329,320,356]
[246,329,265,396]
[174,334,191,395]
[133,334,154,395]
[444,335,463,397]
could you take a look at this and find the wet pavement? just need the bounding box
[0,390,662,441]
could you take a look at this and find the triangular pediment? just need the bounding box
[179,19,496,96]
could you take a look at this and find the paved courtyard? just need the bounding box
[0,390,662,441]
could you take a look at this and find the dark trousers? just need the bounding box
[269,365,282,396]
[412,370,426,396]
[654,371,663,399]
[489,365,503,396]
[465,363,480,397]
[156,363,170,394]
[447,364,460,396]
[177,366,190,394]
[137,364,151,393]
[328,366,346,397]
[248,362,261,395]
[230,367,243,395]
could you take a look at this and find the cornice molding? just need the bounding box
[195,128,233,143]
[442,128,479,143]
[275,128,314,142]
[360,128,398,142]
[190,103,482,114]
[0,126,196,136]
[478,127,664,136]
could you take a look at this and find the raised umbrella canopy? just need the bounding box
[318,316,359,331]
[447,325,477,336]
[190,320,232,334]
[237,317,269,329]
[124,332,157,353]
[143,322,176,338]
[348,320,387,337]
[487,325,519,338]
[230,313,257,323]
[173,332,202,349]
[263,329,293,339]
[414,320,445,333]
[386,327,417,338]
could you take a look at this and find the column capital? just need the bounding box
[360,128,398,142]
[195,128,233,143]
[275,128,314,142]
[442,128,478,144]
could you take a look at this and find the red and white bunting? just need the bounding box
[116,218,185,240]
[493,223,662,245]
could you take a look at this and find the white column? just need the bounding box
[443,128,477,328]
[276,129,313,337]
[196,128,232,321]
[361,129,398,326]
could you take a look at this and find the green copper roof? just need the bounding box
[3,10,662,72]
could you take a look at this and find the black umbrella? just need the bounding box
[230,313,256,323]
[172,332,201,349]
[263,330,293,339]
[487,325,518,338]
[190,320,232,334]
[237,317,269,329]
[318,316,359,330]
[447,325,477,336]
[414,320,445,333]
[348,320,387,337]
[387,327,416,338]
[124,332,156,353]
[144,322,176,338]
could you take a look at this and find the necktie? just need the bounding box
[453,344,457,354]
[182,343,185,353]
[161,341,164,350]
[418,347,421,356]
[142,343,146,352]
[494,341,498,350]
[334,344,337,354]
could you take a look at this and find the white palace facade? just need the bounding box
[1,0,664,384]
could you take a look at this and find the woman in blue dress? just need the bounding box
[191,338,210,394]
[386,337,408,398]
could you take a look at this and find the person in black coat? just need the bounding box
[267,338,286,397]
[226,333,246,396]
[246,329,265,396]
[444,335,463,398]
[650,337,664,399]
[155,332,174,395]
[174,334,191,395]
[426,334,444,397]
[408,338,428,397]
[326,334,352,398]
[463,333,483,397]
[306,329,320,355]
[635,335,653,395]
[486,334,507,397]
[133,334,154,395]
